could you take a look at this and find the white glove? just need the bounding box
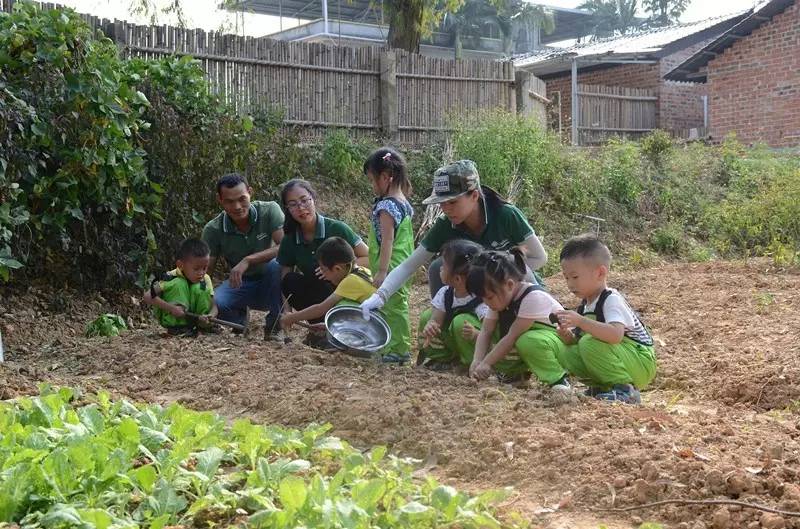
[360,292,385,320]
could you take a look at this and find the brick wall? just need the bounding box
[659,39,712,133]
[543,38,712,138]
[707,1,800,147]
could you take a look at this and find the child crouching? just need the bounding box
[280,236,376,349]
[467,249,571,397]
[417,239,488,370]
[555,235,656,404]
[143,238,218,335]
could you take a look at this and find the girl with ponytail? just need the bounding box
[466,249,572,398]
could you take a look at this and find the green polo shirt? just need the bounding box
[277,214,362,277]
[201,201,284,279]
[420,198,535,254]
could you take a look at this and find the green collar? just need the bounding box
[294,214,327,244]
[222,204,258,234]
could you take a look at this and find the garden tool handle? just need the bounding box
[184,312,246,332]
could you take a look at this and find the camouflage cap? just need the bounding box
[422,160,481,205]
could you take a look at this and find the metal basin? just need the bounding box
[325,305,391,355]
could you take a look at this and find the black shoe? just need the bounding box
[264,314,282,341]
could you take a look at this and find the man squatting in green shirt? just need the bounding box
[201,173,285,339]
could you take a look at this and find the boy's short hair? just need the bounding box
[216,172,248,195]
[317,237,355,269]
[559,234,612,267]
[177,238,210,261]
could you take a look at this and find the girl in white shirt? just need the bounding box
[417,240,488,370]
[467,249,571,396]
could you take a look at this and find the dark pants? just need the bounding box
[281,272,335,323]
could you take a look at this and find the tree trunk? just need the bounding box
[386,0,424,53]
[454,24,463,59]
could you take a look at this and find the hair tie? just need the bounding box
[382,152,392,161]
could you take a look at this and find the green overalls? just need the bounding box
[417,287,484,366]
[560,289,657,390]
[488,285,568,384]
[368,197,414,358]
[152,269,214,330]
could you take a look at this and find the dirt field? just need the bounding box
[3,260,800,528]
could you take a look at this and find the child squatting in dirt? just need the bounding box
[555,235,657,404]
[143,238,218,336]
[279,236,377,344]
[465,249,572,399]
[417,239,488,371]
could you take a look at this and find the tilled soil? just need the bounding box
[2,260,800,529]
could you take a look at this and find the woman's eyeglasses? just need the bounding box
[286,197,314,210]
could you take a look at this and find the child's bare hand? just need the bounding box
[170,305,186,318]
[422,321,441,348]
[142,291,153,305]
[556,325,575,344]
[279,313,294,331]
[198,315,211,326]
[555,310,584,329]
[461,322,479,342]
[372,270,387,288]
[471,362,493,380]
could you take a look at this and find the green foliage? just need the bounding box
[640,129,674,168]
[0,2,159,283]
[315,130,374,188]
[0,387,520,528]
[649,223,683,256]
[600,138,642,208]
[85,314,127,337]
[452,110,562,208]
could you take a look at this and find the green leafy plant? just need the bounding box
[0,387,521,528]
[85,314,128,337]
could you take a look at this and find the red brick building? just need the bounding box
[666,0,799,147]
[514,15,746,144]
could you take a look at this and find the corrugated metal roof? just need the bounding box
[664,0,796,82]
[514,11,748,75]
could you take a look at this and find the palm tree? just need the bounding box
[442,0,496,59]
[495,1,554,55]
[577,0,640,40]
[642,0,689,27]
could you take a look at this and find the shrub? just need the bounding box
[649,223,684,256]
[640,129,674,168]
[600,139,642,208]
[451,110,562,206]
[0,2,159,284]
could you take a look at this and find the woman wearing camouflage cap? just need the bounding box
[361,160,547,318]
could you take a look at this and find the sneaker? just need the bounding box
[232,307,249,335]
[416,351,453,371]
[380,352,411,365]
[595,384,641,405]
[549,375,573,402]
[584,386,605,397]
[263,314,287,342]
[496,372,527,385]
[167,326,197,337]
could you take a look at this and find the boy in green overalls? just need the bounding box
[279,237,376,341]
[363,148,414,365]
[143,238,218,335]
[555,235,657,404]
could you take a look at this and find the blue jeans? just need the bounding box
[215,259,283,326]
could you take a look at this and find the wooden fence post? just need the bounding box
[379,51,398,140]
[515,70,531,117]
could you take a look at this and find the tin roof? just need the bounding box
[514,11,748,76]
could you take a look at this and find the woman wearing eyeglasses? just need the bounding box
[361,160,547,320]
[276,179,369,346]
